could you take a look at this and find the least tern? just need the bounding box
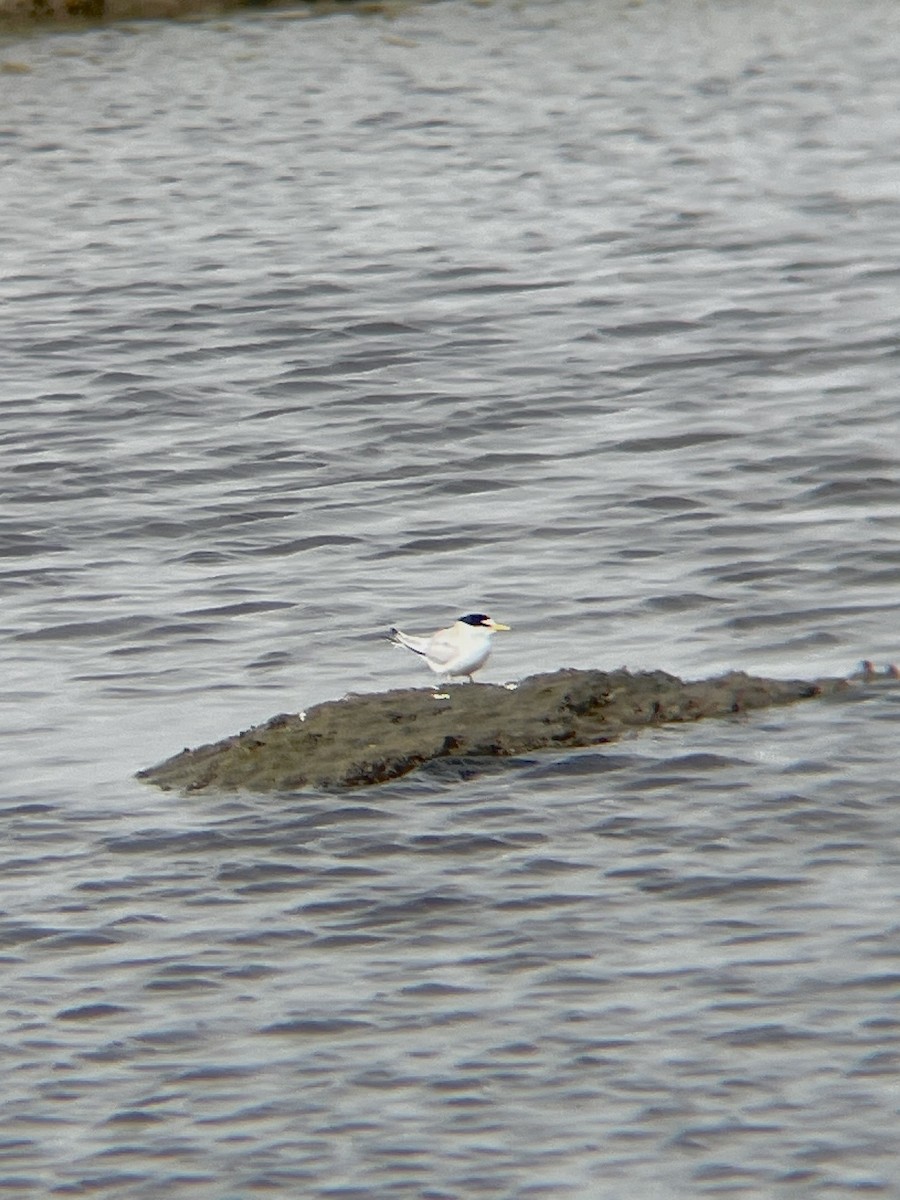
[389,613,510,682]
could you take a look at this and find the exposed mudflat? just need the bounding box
[138,667,851,793]
[0,0,408,29]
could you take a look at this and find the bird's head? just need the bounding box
[458,613,510,632]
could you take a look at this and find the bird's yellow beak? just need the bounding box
[489,620,510,632]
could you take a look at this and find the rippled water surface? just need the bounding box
[1,1,899,1195]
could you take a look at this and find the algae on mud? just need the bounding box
[137,666,849,793]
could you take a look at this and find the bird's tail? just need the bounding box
[388,627,428,657]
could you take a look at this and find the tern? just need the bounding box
[389,613,510,682]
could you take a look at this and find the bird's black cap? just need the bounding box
[458,613,491,626]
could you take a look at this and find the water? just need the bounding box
[1,0,899,1195]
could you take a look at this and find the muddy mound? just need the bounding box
[137,666,851,793]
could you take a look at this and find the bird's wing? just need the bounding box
[390,628,432,657]
[421,627,460,666]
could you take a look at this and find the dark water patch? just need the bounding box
[407,833,522,855]
[589,815,678,841]
[183,597,296,618]
[41,931,121,950]
[131,1027,226,1050]
[310,933,389,949]
[225,928,317,949]
[400,981,481,998]
[243,534,364,558]
[757,631,843,652]
[631,873,804,900]
[656,752,748,771]
[604,318,703,337]
[612,431,738,453]
[0,922,67,946]
[259,1018,373,1037]
[724,605,885,632]
[849,1052,900,1077]
[510,856,594,875]
[519,751,637,780]
[105,1108,167,1124]
[410,755,533,785]
[364,891,472,923]
[494,893,592,912]
[709,1024,822,1047]
[0,802,56,816]
[0,532,70,557]
[630,495,708,512]
[56,1004,131,1021]
[221,962,280,981]
[143,976,221,993]
[803,478,898,505]
[716,926,806,945]
[642,591,718,613]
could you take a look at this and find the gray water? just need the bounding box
[1,0,899,1195]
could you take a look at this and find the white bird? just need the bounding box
[389,613,510,682]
